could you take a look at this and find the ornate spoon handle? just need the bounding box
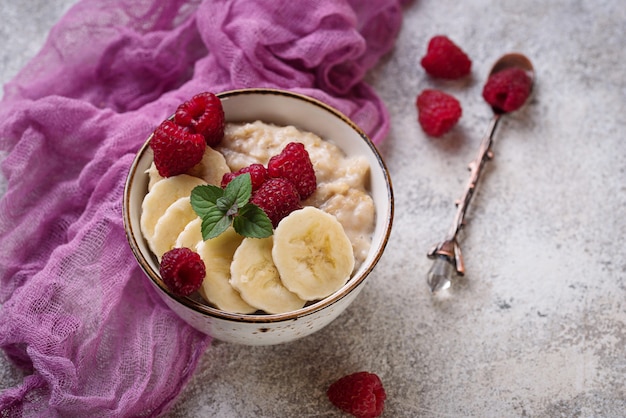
[426,113,501,292]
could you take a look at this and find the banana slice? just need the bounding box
[140,174,206,244]
[151,197,198,259]
[230,237,306,314]
[186,146,231,185]
[272,206,355,301]
[174,217,203,250]
[196,227,256,314]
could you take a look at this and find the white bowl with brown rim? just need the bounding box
[123,88,394,345]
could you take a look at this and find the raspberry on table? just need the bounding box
[327,371,386,418]
[174,91,225,146]
[482,67,533,114]
[416,89,462,137]
[420,35,472,79]
[221,163,268,191]
[159,247,206,296]
[150,120,206,177]
[250,178,302,228]
[267,142,317,200]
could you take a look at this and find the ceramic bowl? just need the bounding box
[123,88,394,345]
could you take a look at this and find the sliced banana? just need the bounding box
[140,174,206,244]
[196,227,256,314]
[174,217,203,250]
[151,197,199,259]
[272,206,355,301]
[186,146,231,185]
[230,237,306,314]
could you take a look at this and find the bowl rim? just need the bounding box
[123,87,394,324]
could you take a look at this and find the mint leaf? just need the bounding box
[191,185,223,218]
[200,206,232,240]
[224,173,252,210]
[233,203,273,238]
[190,174,273,240]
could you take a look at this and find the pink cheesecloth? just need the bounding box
[0,0,406,416]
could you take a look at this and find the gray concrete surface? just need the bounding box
[1,0,625,416]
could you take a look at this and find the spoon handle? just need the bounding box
[449,113,501,241]
[427,114,501,290]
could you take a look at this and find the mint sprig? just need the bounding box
[190,173,273,240]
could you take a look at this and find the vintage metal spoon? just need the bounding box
[426,53,535,293]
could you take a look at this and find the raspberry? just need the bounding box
[174,92,225,146]
[159,247,206,296]
[416,89,462,137]
[420,35,472,79]
[251,178,301,228]
[267,142,316,200]
[221,163,268,191]
[327,372,386,418]
[482,67,532,114]
[150,120,206,177]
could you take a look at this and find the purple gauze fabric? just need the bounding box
[0,0,405,416]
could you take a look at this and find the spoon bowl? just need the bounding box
[487,53,535,115]
[490,53,535,80]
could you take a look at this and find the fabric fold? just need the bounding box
[0,0,405,416]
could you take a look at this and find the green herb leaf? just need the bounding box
[191,174,273,240]
[191,185,223,218]
[224,173,252,210]
[200,206,232,240]
[233,203,273,238]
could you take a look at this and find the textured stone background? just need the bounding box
[1,0,625,416]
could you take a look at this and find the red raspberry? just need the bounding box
[159,247,206,296]
[327,372,386,418]
[250,178,301,228]
[221,163,268,191]
[420,35,472,79]
[174,92,225,146]
[267,142,316,200]
[416,89,462,137]
[150,120,206,177]
[482,67,532,114]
